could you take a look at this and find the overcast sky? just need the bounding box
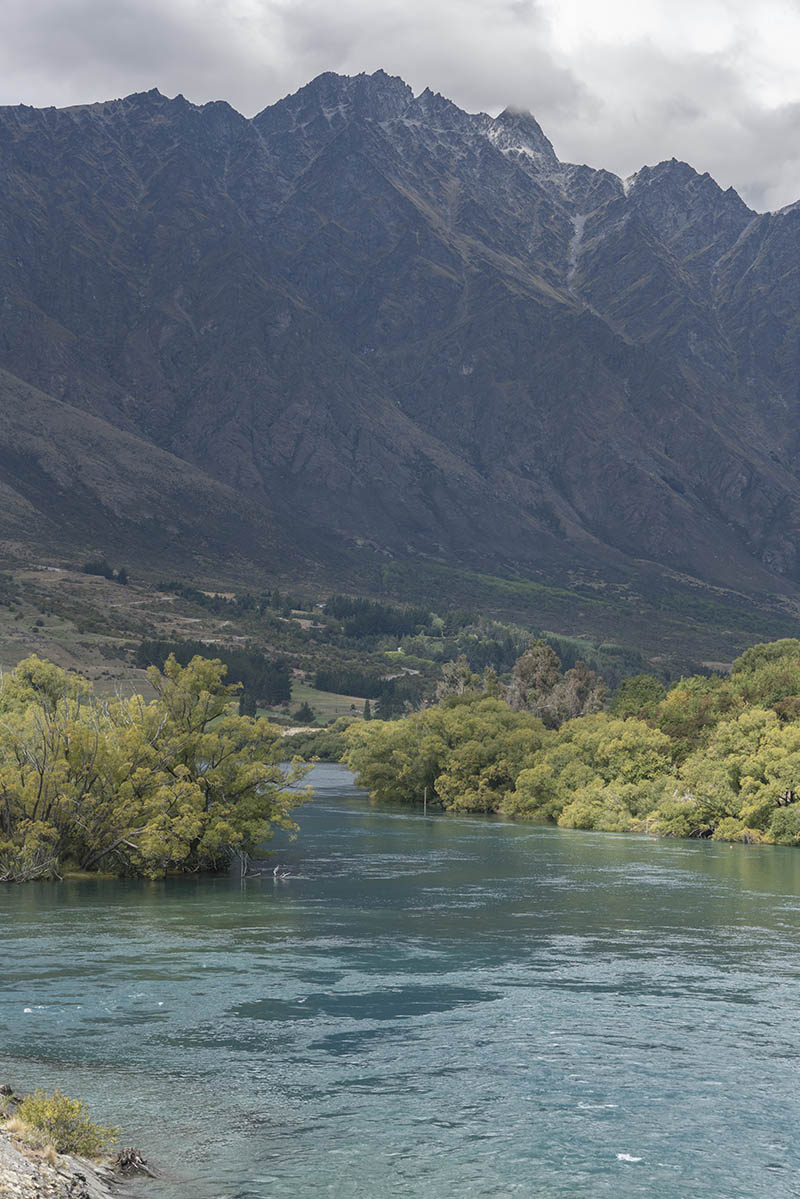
[2,0,800,210]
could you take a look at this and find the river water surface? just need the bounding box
[3,764,800,1197]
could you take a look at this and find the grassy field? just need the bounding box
[291,679,365,721]
[259,679,366,726]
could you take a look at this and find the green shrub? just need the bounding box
[651,792,705,838]
[768,804,800,846]
[16,1089,118,1158]
[712,818,766,844]
[557,782,636,832]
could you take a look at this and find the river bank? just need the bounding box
[0,1083,147,1199]
[0,1126,119,1199]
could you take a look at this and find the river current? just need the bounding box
[2,764,800,1197]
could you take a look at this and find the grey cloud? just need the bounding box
[530,36,800,210]
[269,0,587,120]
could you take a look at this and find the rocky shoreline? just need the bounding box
[0,1128,120,1199]
[0,1084,151,1199]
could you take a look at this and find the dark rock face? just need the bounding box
[2,71,800,595]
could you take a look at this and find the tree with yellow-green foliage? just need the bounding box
[609,673,667,720]
[344,697,549,813]
[502,714,673,829]
[649,704,800,843]
[0,654,309,881]
[345,638,800,847]
[429,700,550,813]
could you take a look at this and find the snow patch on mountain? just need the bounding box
[567,214,586,289]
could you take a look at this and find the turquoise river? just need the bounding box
[2,764,800,1197]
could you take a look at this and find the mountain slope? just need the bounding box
[2,72,800,624]
[0,367,289,571]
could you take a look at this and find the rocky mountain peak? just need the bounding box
[627,158,750,215]
[624,157,753,257]
[120,87,182,114]
[255,70,413,135]
[490,106,558,165]
[403,87,472,131]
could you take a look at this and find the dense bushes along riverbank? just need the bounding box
[345,639,800,845]
[0,655,308,881]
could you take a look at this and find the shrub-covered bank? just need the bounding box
[344,639,800,845]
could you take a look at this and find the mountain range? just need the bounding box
[2,70,800,644]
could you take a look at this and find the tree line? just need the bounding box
[344,639,800,846]
[312,666,425,714]
[156,581,302,618]
[136,639,290,707]
[323,596,432,639]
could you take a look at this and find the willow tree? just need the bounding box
[0,654,309,881]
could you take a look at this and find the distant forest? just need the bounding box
[135,640,290,706]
